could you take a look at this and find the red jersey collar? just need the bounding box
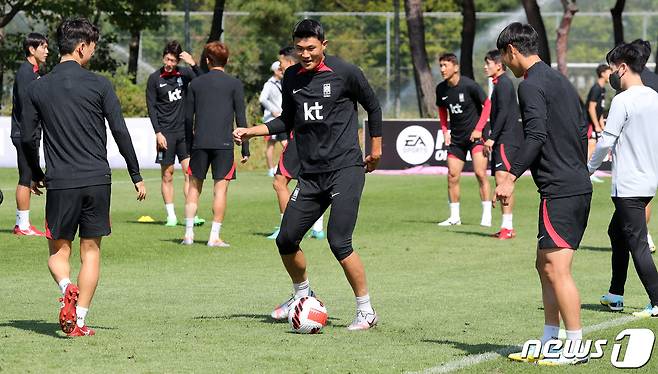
[160,67,182,78]
[297,58,333,74]
[492,75,500,84]
[32,64,39,73]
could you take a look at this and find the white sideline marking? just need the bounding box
[409,315,638,374]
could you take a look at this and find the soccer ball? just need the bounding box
[288,296,328,334]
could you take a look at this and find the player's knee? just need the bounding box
[275,230,299,255]
[328,234,353,261]
[162,171,174,183]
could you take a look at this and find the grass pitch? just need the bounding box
[0,168,656,373]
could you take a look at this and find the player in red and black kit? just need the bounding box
[21,19,146,337]
[182,41,249,247]
[482,49,522,240]
[585,64,611,184]
[10,33,49,236]
[146,40,204,227]
[496,23,592,365]
[436,53,492,227]
[234,20,382,331]
[268,46,325,241]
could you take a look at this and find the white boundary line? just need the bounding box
[409,315,639,374]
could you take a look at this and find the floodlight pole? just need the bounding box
[184,0,191,51]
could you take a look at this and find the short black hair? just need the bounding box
[292,19,324,41]
[606,42,646,73]
[496,22,539,57]
[438,53,459,65]
[163,40,183,59]
[596,64,611,77]
[629,39,651,65]
[279,46,298,63]
[484,49,506,70]
[57,18,99,55]
[23,33,48,57]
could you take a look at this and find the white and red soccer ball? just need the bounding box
[288,296,328,334]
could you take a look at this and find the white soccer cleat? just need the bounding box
[181,236,194,245]
[347,310,378,331]
[438,218,461,226]
[207,239,230,248]
[271,290,316,321]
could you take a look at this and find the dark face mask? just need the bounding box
[609,69,623,91]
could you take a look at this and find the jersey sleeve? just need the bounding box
[145,74,161,133]
[350,65,382,137]
[185,82,196,152]
[233,80,250,157]
[586,85,600,103]
[488,82,511,142]
[101,78,142,184]
[509,82,548,178]
[266,69,295,135]
[20,83,45,182]
[470,80,487,110]
[259,81,281,114]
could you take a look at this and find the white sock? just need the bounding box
[356,294,374,313]
[449,202,460,220]
[293,279,310,298]
[565,329,583,353]
[165,203,176,219]
[58,278,71,295]
[17,210,30,230]
[185,218,194,238]
[481,201,492,215]
[501,214,513,229]
[76,306,88,328]
[209,221,222,242]
[541,324,560,345]
[312,215,323,232]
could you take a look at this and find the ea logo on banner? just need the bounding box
[396,125,434,165]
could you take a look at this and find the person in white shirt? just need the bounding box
[588,41,658,318]
[259,61,285,176]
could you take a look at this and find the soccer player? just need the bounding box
[482,50,522,239]
[182,41,249,247]
[268,46,325,241]
[260,60,286,177]
[10,33,49,236]
[585,64,611,184]
[21,18,146,337]
[436,53,492,227]
[233,19,382,330]
[495,23,592,365]
[589,42,658,319]
[146,41,204,227]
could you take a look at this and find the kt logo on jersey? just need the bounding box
[304,102,323,121]
[168,88,182,102]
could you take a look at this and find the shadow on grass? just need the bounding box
[579,245,610,252]
[452,230,496,238]
[253,232,277,237]
[193,313,340,325]
[421,339,513,356]
[581,303,622,314]
[401,219,442,225]
[160,239,209,245]
[0,320,64,338]
[126,220,166,225]
[0,229,16,233]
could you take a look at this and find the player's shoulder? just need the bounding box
[436,80,448,92]
[323,55,355,72]
[147,68,161,81]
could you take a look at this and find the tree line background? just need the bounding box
[0,0,656,120]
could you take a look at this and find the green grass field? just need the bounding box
[1,168,657,373]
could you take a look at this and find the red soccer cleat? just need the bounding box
[13,225,46,237]
[498,228,517,240]
[59,284,79,334]
[67,324,95,337]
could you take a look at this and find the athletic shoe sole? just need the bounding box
[59,284,79,334]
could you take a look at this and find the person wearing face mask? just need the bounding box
[10,33,49,236]
[588,42,658,319]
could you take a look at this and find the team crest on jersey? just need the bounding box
[459,93,465,102]
[177,77,183,87]
[323,83,331,98]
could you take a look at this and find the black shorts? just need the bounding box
[156,131,189,165]
[45,184,112,241]
[538,193,591,250]
[448,140,484,162]
[275,141,300,179]
[13,138,37,187]
[188,149,236,181]
[491,143,520,174]
[277,166,365,261]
